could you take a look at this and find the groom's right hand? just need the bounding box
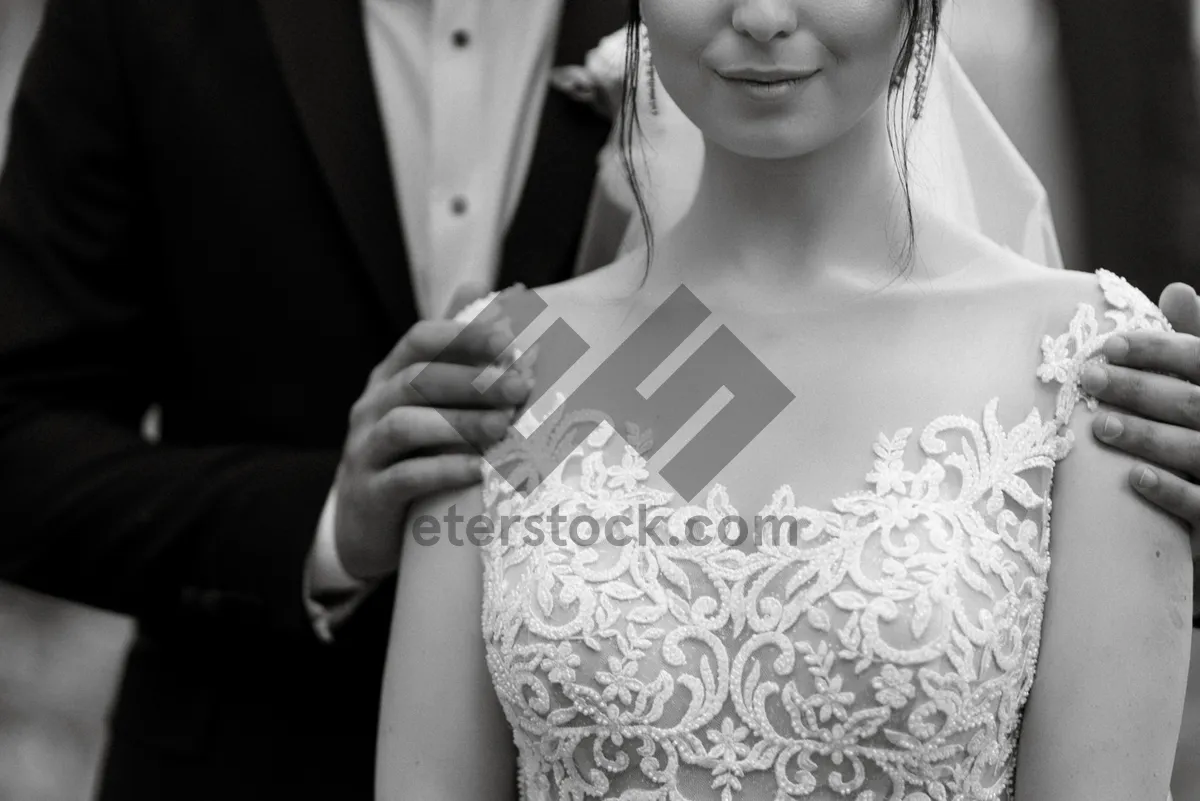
[327,286,532,583]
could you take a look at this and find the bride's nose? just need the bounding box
[732,0,799,42]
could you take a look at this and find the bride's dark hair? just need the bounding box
[619,0,943,275]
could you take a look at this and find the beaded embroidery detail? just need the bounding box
[471,271,1168,801]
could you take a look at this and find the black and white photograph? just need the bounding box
[1,1,1199,799]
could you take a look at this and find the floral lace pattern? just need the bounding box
[472,271,1169,801]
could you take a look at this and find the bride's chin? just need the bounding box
[699,112,841,163]
[708,128,829,163]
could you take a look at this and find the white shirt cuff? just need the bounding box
[303,488,373,643]
[312,488,363,590]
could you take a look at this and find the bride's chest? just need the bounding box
[477,384,1066,800]
[481,394,1061,687]
[482,482,1051,664]
[487,351,1066,597]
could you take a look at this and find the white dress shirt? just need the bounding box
[305,0,565,640]
[366,0,561,320]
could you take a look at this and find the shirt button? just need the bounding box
[450,196,468,216]
[452,29,470,48]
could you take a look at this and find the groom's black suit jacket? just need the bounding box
[0,0,627,798]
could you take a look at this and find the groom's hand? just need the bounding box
[331,286,531,581]
[1083,283,1200,550]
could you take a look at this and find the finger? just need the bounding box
[1082,363,1200,430]
[1127,463,1200,538]
[1092,411,1200,479]
[1100,329,1200,383]
[364,406,512,467]
[377,453,485,502]
[397,361,533,410]
[1160,283,1200,337]
[374,317,509,380]
[442,282,492,320]
[351,362,532,434]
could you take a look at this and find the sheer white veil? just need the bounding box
[589,30,1065,272]
[905,44,1065,269]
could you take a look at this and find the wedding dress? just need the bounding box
[429,23,1181,799]
[463,269,1172,801]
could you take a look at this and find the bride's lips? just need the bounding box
[715,66,820,101]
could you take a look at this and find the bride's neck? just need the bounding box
[660,101,905,292]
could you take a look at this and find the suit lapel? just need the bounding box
[257,0,415,330]
[498,1,631,290]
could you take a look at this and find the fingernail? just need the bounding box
[1104,335,1129,362]
[1099,415,1124,441]
[484,412,510,439]
[498,347,522,371]
[1082,365,1108,394]
[1136,466,1159,489]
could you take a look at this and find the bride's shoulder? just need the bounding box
[949,236,1163,330]
[922,212,1152,311]
[541,250,648,303]
[458,256,645,412]
[516,252,647,340]
[1006,262,1164,333]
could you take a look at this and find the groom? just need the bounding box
[1,3,1200,801]
[0,1,626,799]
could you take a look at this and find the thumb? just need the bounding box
[1159,283,1200,336]
[442,282,492,320]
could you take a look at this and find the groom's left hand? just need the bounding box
[1082,282,1200,550]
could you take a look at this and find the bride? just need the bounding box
[378,2,1191,799]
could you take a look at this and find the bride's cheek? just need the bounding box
[813,0,909,73]
[641,0,720,79]
[641,0,716,38]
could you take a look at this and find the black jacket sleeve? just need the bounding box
[0,0,338,641]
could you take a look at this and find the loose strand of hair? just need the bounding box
[618,8,655,285]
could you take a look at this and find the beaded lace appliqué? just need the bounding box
[472,271,1168,801]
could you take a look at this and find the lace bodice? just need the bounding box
[469,271,1168,801]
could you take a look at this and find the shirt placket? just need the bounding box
[428,0,487,319]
